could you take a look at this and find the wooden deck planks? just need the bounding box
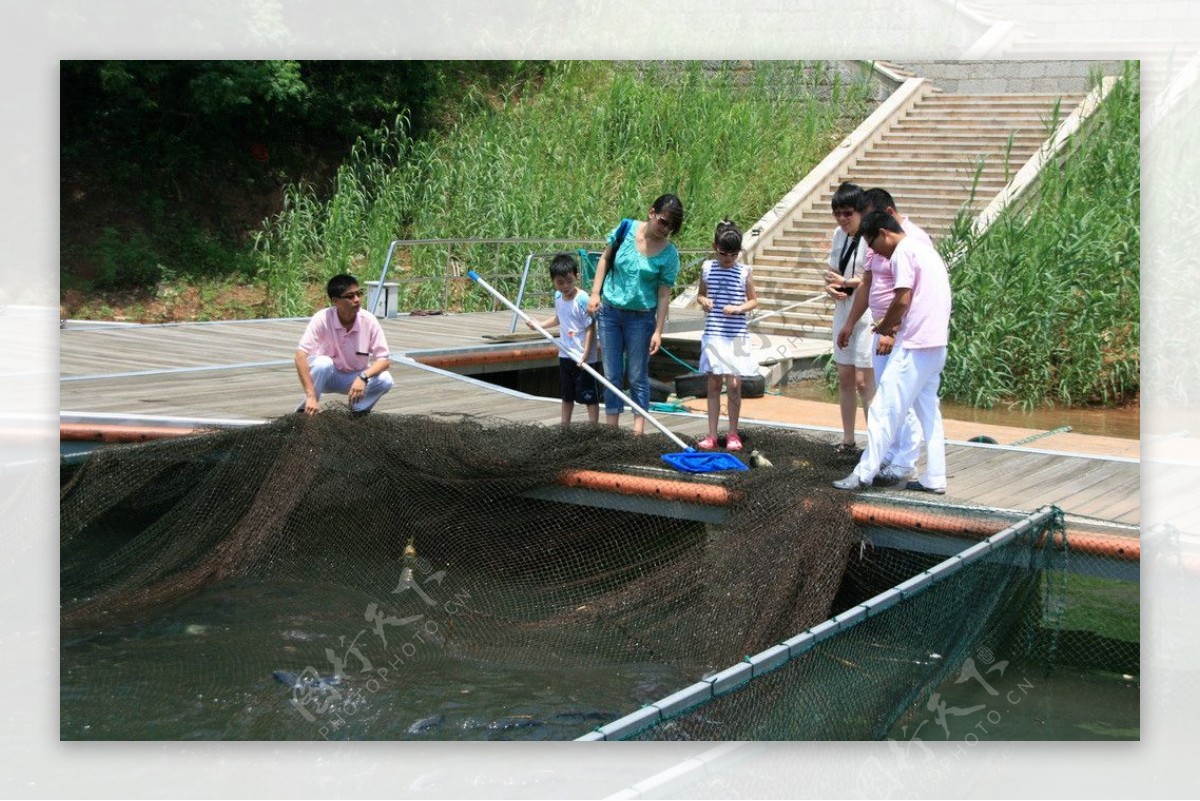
[61,321,307,376]
[1044,465,1141,521]
[1142,462,1200,527]
[946,450,1058,497]
[966,455,1128,515]
[60,313,1139,526]
[943,444,1015,475]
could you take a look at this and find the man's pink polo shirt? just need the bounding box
[864,217,932,322]
[888,235,952,349]
[297,307,391,373]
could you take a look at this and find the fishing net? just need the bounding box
[60,411,866,738]
[612,509,1063,741]
[600,505,1139,743]
[59,411,1136,741]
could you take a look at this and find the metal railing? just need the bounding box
[365,237,607,317]
[364,236,710,330]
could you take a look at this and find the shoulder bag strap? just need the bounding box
[596,218,631,296]
[838,234,861,279]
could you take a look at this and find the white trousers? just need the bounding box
[872,335,923,471]
[855,344,947,489]
[302,355,394,412]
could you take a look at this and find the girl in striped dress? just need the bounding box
[696,219,759,451]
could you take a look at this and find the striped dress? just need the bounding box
[699,261,758,376]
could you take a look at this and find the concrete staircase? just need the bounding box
[746,89,1084,339]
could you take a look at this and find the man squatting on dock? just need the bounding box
[833,211,952,494]
[295,273,395,415]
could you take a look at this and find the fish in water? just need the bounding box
[272,669,342,691]
[407,714,444,734]
[487,715,543,731]
[399,537,418,584]
[551,710,618,726]
[749,450,773,469]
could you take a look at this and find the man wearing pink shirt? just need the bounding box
[834,212,952,494]
[295,274,394,415]
[837,188,932,485]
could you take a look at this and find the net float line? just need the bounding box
[414,345,558,369]
[58,423,1139,564]
[60,422,204,443]
[557,470,1139,563]
[558,469,745,507]
[852,502,1138,563]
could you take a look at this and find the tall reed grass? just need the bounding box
[937,63,1140,409]
[255,61,873,316]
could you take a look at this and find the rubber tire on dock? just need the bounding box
[674,373,765,399]
[649,378,672,403]
[674,372,707,398]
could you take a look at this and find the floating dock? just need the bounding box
[60,310,1139,533]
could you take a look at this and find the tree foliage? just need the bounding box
[60,60,541,288]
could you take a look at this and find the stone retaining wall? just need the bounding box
[894,59,1126,93]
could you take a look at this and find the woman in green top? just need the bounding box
[587,194,684,434]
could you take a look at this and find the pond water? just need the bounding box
[886,662,1138,743]
[61,568,1139,742]
[60,576,687,741]
[778,378,1140,440]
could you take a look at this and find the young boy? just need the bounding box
[528,253,600,425]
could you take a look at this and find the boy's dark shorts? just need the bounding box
[559,358,600,405]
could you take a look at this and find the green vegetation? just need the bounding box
[937,63,1140,409]
[61,60,542,292]
[254,61,874,315]
[63,60,1140,411]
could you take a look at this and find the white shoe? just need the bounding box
[832,473,869,491]
[876,464,916,486]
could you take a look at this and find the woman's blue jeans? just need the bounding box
[597,302,655,417]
